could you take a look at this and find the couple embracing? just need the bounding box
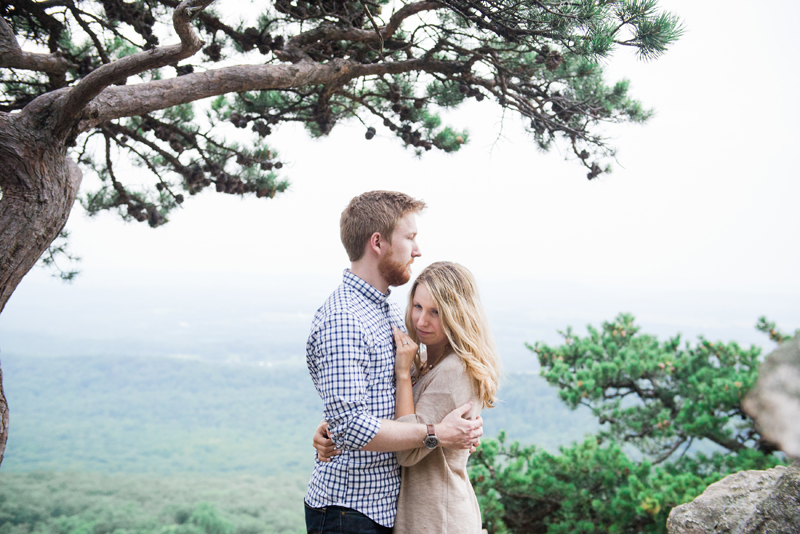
[304,191,500,533]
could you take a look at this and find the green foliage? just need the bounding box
[2,0,683,237]
[755,316,798,344]
[0,472,307,534]
[530,313,769,459]
[470,315,789,534]
[471,435,649,534]
[189,503,234,534]
[38,230,80,282]
[426,80,466,108]
[433,127,469,153]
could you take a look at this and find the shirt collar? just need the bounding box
[343,269,390,305]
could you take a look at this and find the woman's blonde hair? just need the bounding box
[405,262,500,408]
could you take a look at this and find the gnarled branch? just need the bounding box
[79,57,463,131]
[281,0,439,59]
[0,16,73,74]
[53,0,213,137]
[384,1,440,37]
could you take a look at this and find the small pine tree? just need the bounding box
[470,314,788,533]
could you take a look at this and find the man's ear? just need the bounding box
[367,232,384,256]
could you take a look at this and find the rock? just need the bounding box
[667,463,800,534]
[668,336,800,534]
[743,334,800,457]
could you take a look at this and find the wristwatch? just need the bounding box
[423,424,439,449]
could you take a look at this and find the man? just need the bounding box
[305,191,483,534]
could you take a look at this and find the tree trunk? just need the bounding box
[0,360,7,466]
[0,110,83,466]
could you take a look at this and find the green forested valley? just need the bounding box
[1,315,790,534]
[0,350,595,533]
[0,354,594,474]
[1,472,308,534]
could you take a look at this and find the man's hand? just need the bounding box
[312,420,341,462]
[436,402,483,449]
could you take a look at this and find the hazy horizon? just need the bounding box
[3,268,796,373]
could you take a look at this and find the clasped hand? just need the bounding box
[312,406,482,462]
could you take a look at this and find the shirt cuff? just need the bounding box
[332,412,382,450]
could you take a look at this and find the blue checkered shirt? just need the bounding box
[305,270,405,528]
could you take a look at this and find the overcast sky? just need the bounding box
[2,0,799,354]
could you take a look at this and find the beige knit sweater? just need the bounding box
[394,352,483,534]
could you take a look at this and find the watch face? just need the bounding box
[423,435,438,449]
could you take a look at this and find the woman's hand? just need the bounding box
[312,420,340,462]
[392,326,418,380]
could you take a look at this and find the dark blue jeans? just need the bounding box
[304,502,393,534]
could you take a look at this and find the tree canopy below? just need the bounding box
[469,315,791,534]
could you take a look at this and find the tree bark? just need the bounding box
[79,57,461,132]
[0,115,83,313]
[0,359,7,466]
[0,109,83,467]
[0,13,73,75]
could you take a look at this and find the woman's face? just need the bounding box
[411,283,447,352]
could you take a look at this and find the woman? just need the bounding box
[390,261,500,533]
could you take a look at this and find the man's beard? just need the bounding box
[378,252,412,287]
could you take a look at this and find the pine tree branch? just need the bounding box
[79,57,463,131]
[0,17,74,74]
[384,1,440,38]
[159,0,248,42]
[103,123,186,172]
[67,3,111,64]
[30,0,70,7]
[280,1,438,61]
[39,229,80,281]
[705,432,746,454]
[53,0,213,138]
[651,436,686,465]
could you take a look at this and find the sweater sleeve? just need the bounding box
[396,358,480,466]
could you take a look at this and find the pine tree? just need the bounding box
[469,315,790,533]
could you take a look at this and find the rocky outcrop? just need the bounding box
[667,463,800,534]
[743,334,800,457]
[667,335,800,534]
